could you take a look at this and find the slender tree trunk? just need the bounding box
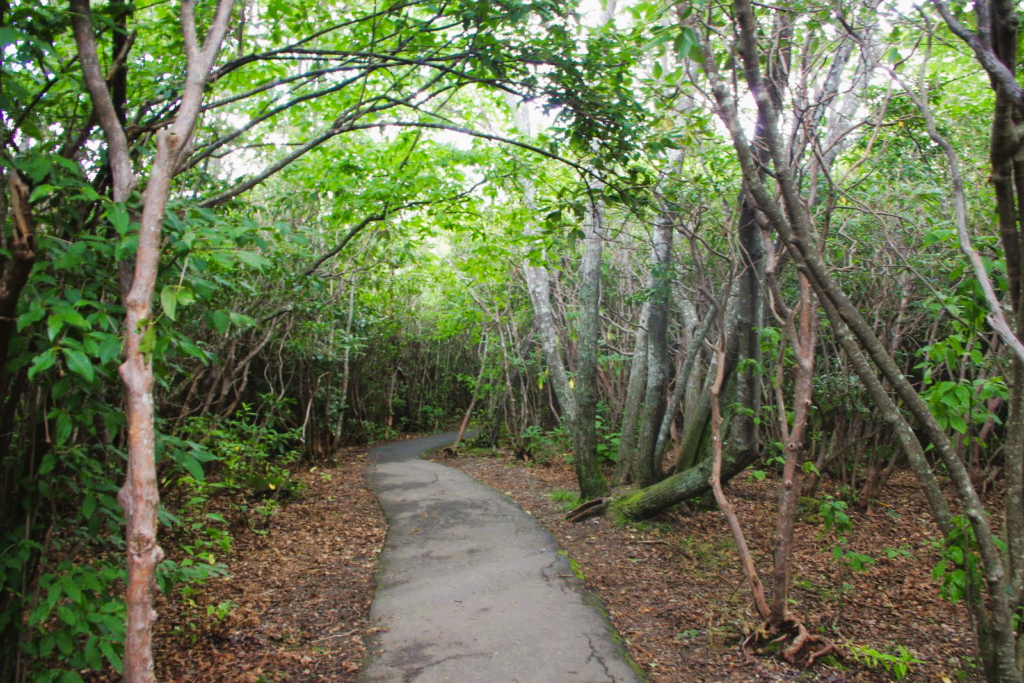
[334,280,357,439]
[0,173,37,392]
[635,213,673,487]
[767,272,816,627]
[707,333,770,620]
[72,1,235,678]
[455,333,489,446]
[613,303,649,485]
[571,188,610,499]
[660,297,718,471]
[509,101,578,427]
[727,200,765,461]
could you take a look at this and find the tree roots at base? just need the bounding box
[743,617,838,668]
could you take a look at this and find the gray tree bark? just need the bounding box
[635,213,673,487]
[613,302,649,485]
[571,188,611,499]
[509,100,578,427]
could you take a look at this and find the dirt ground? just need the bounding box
[154,445,387,682]
[441,449,977,683]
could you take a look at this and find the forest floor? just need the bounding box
[440,448,978,683]
[151,443,392,682]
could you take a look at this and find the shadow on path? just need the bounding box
[359,432,642,683]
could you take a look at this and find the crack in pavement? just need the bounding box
[586,633,616,682]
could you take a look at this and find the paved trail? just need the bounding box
[360,432,642,683]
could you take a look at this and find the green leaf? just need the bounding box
[55,304,90,330]
[29,348,58,380]
[61,574,82,603]
[949,414,967,434]
[0,26,27,48]
[236,251,271,270]
[139,327,157,355]
[54,411,72,447]
[107,203,130,236]
[177,339,209,364]
[177,286,195,306]
[58,605,77,625]
[84,635,103,669]
[48,314,64,341]
[172,451,205,481]
[17,301,46,331]
[62,348,95,382]
[212,311,230,334]
[39,452,57,476]
[82,493,96,520]
[48,581,62,612]
[161,285,178,321]
[57,629,75,656]
[99,334,122,365]
[62,668,85,683]
[229,312,255,328]
[29,184,60,203]
[100,639,123,674]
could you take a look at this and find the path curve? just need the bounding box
[360,432,642,683]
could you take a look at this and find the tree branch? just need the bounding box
[69,0,136,202]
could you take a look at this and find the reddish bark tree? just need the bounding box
[70,0,236,678]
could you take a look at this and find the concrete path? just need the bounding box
[360,432,642,683]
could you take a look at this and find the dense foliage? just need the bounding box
[2,0,1024,679]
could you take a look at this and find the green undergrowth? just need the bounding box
[549,489,584,511]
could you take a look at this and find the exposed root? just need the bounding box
[744,617,839,668]
[805,639,838,667]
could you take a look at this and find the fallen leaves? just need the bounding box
[151,447,387,682]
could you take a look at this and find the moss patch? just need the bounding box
[557,549,586,581]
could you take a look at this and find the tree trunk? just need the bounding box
[455,333,489,446]
[0,173,38,394]
[660,296,718,471]
[72,1,235,678]
[727,198,765,463]
[767,270,817,628]
[510,100,578,427]
[707,334,771,621]
[571,188,610,499]
[616,418,758,520]
[613,303,649,485]
[334,280,357,439]
[635,213,673,487]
